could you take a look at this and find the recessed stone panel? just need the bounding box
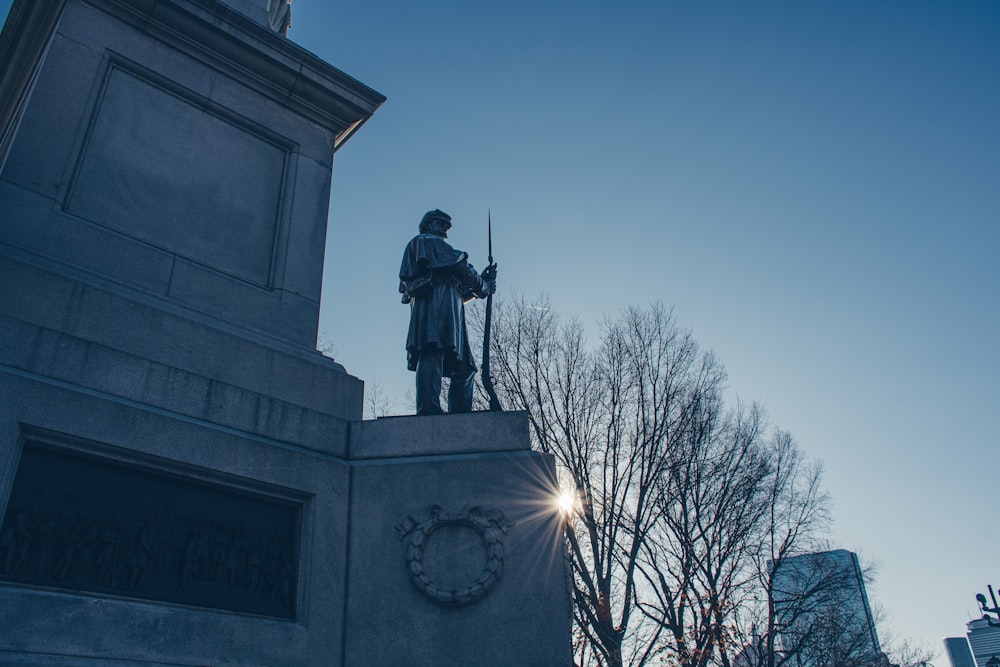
[66,63,290,287]
[0,441,302,619]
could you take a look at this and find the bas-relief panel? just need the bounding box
[0,441,302,619]
[66,62,291,287]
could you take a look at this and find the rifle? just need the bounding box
[482,211,503,412]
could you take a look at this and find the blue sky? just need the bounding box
[300,1,1000,655]
[5,0,999,658]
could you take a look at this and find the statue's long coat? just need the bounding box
[399,234,486,376]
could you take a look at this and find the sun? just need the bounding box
[556,488,576,517]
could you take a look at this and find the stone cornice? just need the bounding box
[0,0,381,153]
[89,0,385,147]
[0,0,384,160]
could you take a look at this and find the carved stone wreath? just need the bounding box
[396,505,513,607]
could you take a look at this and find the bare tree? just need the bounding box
[475,296,678,665]
[878,633,937,667]
[316,331,336,358]
[736,549,883,667]
[636,399,777,667]
[733,550,935,667]
[477,297,786,666]
[729,432,833,667]
[471,296,927,667]
[363,380,401,419]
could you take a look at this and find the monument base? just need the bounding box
[0,0,570,662]
[344,413,573,666]
[0,372,572,666]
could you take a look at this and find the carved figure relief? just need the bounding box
[0,443,301,619]
[396,505,513,607]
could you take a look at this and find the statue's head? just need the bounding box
[419,209,452,236]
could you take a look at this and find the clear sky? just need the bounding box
[303,1,1000,657]
[5,0,999,659]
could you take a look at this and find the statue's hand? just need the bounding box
[481,263,497,282]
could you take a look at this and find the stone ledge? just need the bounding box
[0,377,352,666]
[347,411,531,460]
[0,316,350,456]
[84,0,385,139]
[0,252,363,421]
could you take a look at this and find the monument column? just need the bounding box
[0,0,383,663]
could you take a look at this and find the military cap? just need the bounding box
[419,209,452,232]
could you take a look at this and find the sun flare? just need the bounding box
[556,488,576,516]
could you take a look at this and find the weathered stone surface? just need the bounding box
[0,0,383,348]
[0,1,374,660]
[0,0,571,664]
[67,66,289,287]
[0,315,350,453]
[0,254,362,424]
[344,413,573,667]
[348,410,532,459]
[0,373,351,666]
[2,443,303,617]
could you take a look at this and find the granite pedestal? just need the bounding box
[0,0,571,664]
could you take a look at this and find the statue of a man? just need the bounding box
[399,209,497,415]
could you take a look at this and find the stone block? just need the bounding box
[348,410,532,459]
[0,315,350,453]
[208,71,336,167]
[0,254,364,421]
[66,65,289,288]
[1,32,100,200]
[0,0,383,349]
[55,0,217,100]
[343,415,572,666]
[282,153,335,299]
[0,183,176,296]
[166,257,317,347]
[0,371,352,666]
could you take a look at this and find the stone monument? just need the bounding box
[0,0,572,665]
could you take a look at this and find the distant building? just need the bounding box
[944,635,977,667]
[732,641,761,667]
[966,618,1000,667]
[771,549,882,666]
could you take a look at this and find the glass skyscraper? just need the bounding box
[771,549,882,666]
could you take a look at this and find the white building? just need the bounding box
[965,618,1000,667]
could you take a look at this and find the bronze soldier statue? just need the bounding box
[399,209,497,415]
